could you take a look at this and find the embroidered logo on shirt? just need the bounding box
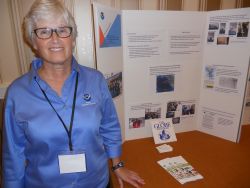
[83,93,91,101]
[82,93,95,106]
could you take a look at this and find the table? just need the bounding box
[110,125,250,188]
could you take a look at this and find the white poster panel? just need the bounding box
[92,3,125,140]
[197,8,250,142]
[122,10,206,140]
[93,5,249,142]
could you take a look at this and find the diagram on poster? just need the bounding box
[149,65,181,94]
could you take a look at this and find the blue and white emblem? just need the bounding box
[100,12,105,20]
[83,93,91,101]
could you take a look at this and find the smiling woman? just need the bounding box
[2,0,145,188]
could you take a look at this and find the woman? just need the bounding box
[2,0,145,187]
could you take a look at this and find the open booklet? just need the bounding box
[150,118,177,144]
[157,156,203,184]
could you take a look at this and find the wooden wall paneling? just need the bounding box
[120,0,139,10]
[221,0,237,9]
[243,0,250,7]
[199,0,207,11]
[183,0,200,11]
[94,0,114,7]
[206,0,221,10]
[165,0,182,10]
[159,0,165,10]
[139,0,160,10]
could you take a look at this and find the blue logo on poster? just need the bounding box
[100,12,104,20]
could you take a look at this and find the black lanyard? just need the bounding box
[35,72,78,151]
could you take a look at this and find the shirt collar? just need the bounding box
[29,56,80,84]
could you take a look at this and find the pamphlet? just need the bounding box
[156,144,173,153]
[151,118,177,144]
[157,156,203,184]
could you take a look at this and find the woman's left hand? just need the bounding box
[113,167,145,188]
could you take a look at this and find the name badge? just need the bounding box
[58,153,86,174]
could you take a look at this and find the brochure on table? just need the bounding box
[157,156,203,184]
[93,3,250,143]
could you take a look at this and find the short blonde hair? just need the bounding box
[23,0,77,47]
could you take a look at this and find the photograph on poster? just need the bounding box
[209,23,219,30]
[145,107,161,120]
[166,101,196,124]
[237,22,249,37]
[219,23,226,34]
[218,76,238,89]
[182,104,195,116]
[172,117,180,124]
[217,37,229,45]
[129,117,145,129]
[156,75,174,93]
[105,72,122,98]
[128,103,161,129]
[166,111,175,118]
[207,31,215,43]
[229,22,237,35]
[166,101,182,120]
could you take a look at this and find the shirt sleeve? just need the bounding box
[2,98,25,188]
[98,74,122,158]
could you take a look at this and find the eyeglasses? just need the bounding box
[33,26,73,39]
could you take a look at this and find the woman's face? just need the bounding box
[33,19,75,66]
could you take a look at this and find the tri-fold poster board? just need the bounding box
[93,3,250,143]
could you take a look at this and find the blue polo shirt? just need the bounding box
[3,57,122,188]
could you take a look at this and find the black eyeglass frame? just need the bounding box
[33,26,73,39]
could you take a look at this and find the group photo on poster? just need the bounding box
[105,72,122,98]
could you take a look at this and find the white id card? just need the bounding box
[58,153,86,174]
